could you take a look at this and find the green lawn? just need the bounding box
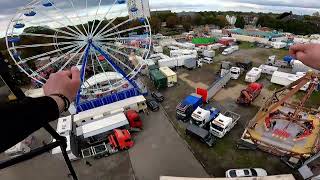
[238,41,255,49]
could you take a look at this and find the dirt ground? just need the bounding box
[143,48,303,179]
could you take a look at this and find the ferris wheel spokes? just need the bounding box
[99,25,149,39]
[68,0,89,36]
[17,44,79,65]
[45,0,86,37]
[34,44,85,74]
[94,18,132,38]
[58,44,87,71]
[10,41,77,50]
[89,0,102,36]
[91,0,118,37]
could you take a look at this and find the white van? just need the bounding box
[202,57,213,64]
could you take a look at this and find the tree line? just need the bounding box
[149,11,320,35]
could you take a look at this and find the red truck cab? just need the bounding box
[108,129,134,150]
[125,110,142,129]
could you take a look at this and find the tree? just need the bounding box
[313,12,320,17]
[150,16,161,34]
[182,22,192,31]
[215,15,228,28]
[235,16,245,28]
[166,16,178,28]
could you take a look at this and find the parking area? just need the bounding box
[0,105,207,180]
[143,48,303,178]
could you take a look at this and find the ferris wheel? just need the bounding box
[6,0,152,106]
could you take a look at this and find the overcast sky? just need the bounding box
[0,0,319,37]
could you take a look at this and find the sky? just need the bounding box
[0,0,319,37]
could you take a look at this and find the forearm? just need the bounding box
[0,96,60,153]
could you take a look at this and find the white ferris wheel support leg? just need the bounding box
[68,0,89,36]
[92,49,113,89]
[98,45,133,72]
[46,0,86,37]
[17,44,79,65]
[91,0,117,36]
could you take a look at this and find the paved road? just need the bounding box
[129,107,209,180]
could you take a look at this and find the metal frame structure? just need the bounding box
[241,72,320,159]
[0,53,78,180]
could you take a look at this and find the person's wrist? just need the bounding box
[49,95,65,113]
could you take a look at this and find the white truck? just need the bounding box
[190,107,220,129]
[230,67,241,80]
[210,111,241,138]
[245,67,262,83]
[222,45,239,55]
[266,55,290,68]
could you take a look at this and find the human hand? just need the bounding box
[43,67,81,102]
[289,43,320,70]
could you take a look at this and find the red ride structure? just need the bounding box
[236,83,263,105]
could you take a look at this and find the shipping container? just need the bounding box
[149,69,167,89]
[159,67,177,87]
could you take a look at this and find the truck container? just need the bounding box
[291,60,319,74]
[76,112,130,142]
[159,67,177,87]
[258,64,278,75]
[220,61,233,78]
[203,50,215,58]
[186,124,216,147]
[184,58,197,69]
[236,83,263,105]
[210,111,240,138]
[149,69,168,89]
[271,71,309,91]
[196,71,231,103]
[190,107,220,129]
[153,46,163,53]
[176,93,203,121]
[245,67,262,83]
[158,58,177,68]
[170,49,197,57]
[74,95,147,126]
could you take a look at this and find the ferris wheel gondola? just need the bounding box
[6,0,152,109]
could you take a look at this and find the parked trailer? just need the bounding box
[186,124,216,147]
[184,58,197,69]
[271,71,310,91]
[74,95,147,126]
[149,69,168,89]
[245,67,262,83]
[158,58,177,68]
[76,112,130,141]
[159,67,177,87]
[197,71,231,103]
[259,64,278,75]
